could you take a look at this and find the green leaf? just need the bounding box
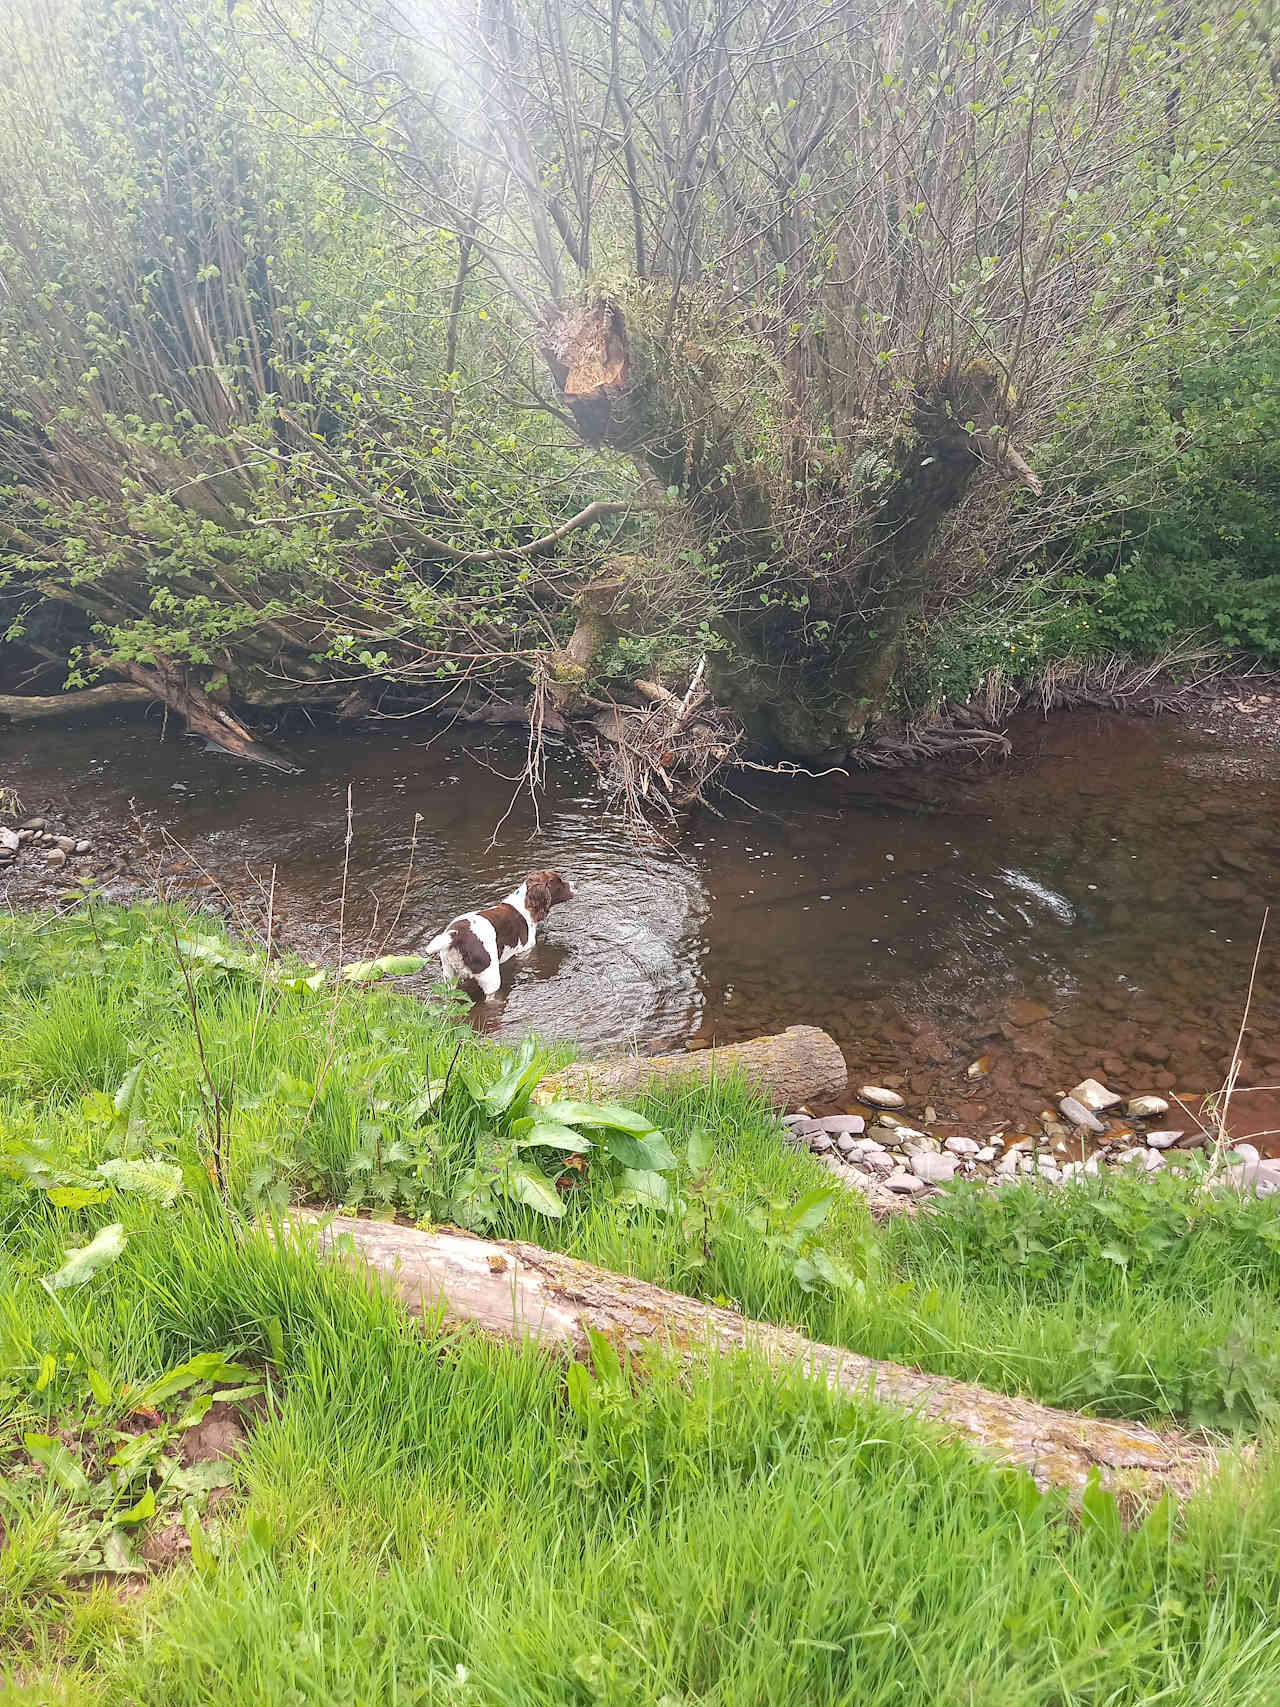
[512,1120,593,1153]
[602,1129,677,1173]
[135,1353,256,1408]
[112,1064,145,1125]
[537,1100,656,1136]
[619,1168,671,1207]
[170,1460,234,1496]
[35,1353,57,1393]
[503,1163,564,1219]
[100,1527,145,1575]
[185,1508,217,1572]
[96,1157,185,1206]
[86,1364,112,1406]
[481,1038,543,1116]
[24,1433,91,1498]
[46,1223,126,1289]
[793,1246,856,1293]
[116,1485,156,1525]
[787,1186,837,1238]
[340,953,427,983]
[686,1129,714,1171]
[565,1361,593,1415]
[45,1185,110,1209]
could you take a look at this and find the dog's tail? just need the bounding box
[424,929,454,956]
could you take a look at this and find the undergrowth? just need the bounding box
[5,905,1280,1702]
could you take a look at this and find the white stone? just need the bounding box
[944,1136,980,1156]
[1127,1095,1170,1119]
[1146,1130,1183,1150]
[858,1085,905,1109]
[910,1153,959,1185]
[1068,1078,1123,1113]
[1229,1143,1260,1165]
[1059,1097,1105,1134]
[884,1171,926,1194]
[975,1146,999,1163]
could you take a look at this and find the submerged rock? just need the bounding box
[858,1085,905,1108]
[1068,1078,1123,1113]
[1059,1096,1105,1133]
[1127,1095,1170,1118]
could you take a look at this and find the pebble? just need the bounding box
[858,1085,905,1108]
[884,1171,926,1195]
[1007,999,1051,1026]
[858,1149,896,1176]
[1145,1130,1183,1149]
[944,1136,980,1156]
[1068,1078,1123,1113]
[835,1135,859,1159]
[0,826,19,853]
[884,1124,929,1144]
[1059,1097,1105,1133]
[43,847,67,867]
[1114,1146,1164,1172]
[74,839,91,855]
[820,1114,865,1136]
[1126,1095,1170,1118]
[910,1153,959,1185]
[974,1145,999,1163]
[808,1132,834,1155]
[19,816,45,830]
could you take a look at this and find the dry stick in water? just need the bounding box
[1204,906,1271,1180]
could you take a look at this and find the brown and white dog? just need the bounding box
[425,870,575,998]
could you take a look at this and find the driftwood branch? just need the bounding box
[0,684,154,720]
[284,1212,1216,1502]
[543,1025,848,1111]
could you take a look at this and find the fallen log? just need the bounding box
[117,659,299,772]
[542,1024,847,1112]
[285,1212,1215,1501]
[0,684,154,721]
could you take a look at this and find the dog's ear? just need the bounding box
[524,873,552,922]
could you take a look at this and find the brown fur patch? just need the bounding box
[482,902,529,953]
[524,870,574,923]
[451,921,492,975]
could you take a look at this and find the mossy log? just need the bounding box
[283,1211,1215,1502]
[0,684,154,720]
[542,1025,848,1111]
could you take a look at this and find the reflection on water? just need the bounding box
[4,706,1278,1122]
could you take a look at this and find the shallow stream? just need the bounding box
[6,705,1278,1137]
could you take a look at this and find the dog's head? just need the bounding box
[523,869,575,922]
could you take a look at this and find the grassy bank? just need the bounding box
[4,906,1280,1703]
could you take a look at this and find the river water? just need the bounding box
[5,706,1279,1135]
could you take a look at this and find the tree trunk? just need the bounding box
[539,300,1042,757]
[117,659,299,772]
[0,684,154,720]
[541,1025,847,1111]
[284,1211,1214,1502]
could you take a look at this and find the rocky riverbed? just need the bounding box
[779,1074,1279,1213]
